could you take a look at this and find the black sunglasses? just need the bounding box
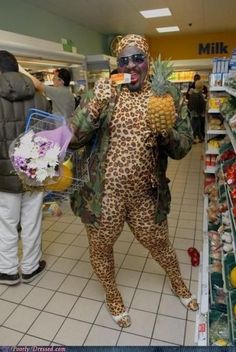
[117,53,146,67]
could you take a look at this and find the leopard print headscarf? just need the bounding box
[117,34,149,56]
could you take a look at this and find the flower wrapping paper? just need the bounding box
[10,124,72,187]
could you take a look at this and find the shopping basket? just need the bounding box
[10,109,90,211]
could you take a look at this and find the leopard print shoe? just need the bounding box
[179,295,199,311]
[111,309,131,328]
[105,298,131,328]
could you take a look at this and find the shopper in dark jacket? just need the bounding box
[186,73,208,100]
[187,79,206,143]
[0,50,50,285]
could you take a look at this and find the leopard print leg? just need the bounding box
[85,192,131,327]
[127,193,196,304]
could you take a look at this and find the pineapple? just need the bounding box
[148,55,176,135]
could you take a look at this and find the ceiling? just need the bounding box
[24,0,236,36]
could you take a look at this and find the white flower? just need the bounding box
[44,144,61,166]
[36,168,48,182]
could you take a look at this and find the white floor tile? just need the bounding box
[72,234,89,247]
[121,255,146,271]
[114,240,131,254]
[50,257,77,274]
[19,334,50,345]
[124,308,156,337]
[117,332,150,346]
[84,325,120,346]
[44,242,68,256]
[58,275,88,296]
[28,311,65,340]
[55,232,77,245]
[114,253,126,267]
[69,297,102,323]
[0,326,23,345]
[42,229,60,242]
[4,305,40,333]
[62,245,87,260]
[0,285,8,295]
[41,254,58,270]
[44,292,77,316]
[81,280,104,301]
[22,287,54,310]
[70,261,93,278]
[64,223,84,234]
[138,272,165,293]
[185,320,197,345]
[143,258,165,275]
[158,294,187,319]
[131,289,161,313]
[116,268,142,288]
[128,243,149,257]
[153,315,186,345]
[48,222,70,232]
[118,285,136,307]
[118,230,135,242]
[174,237,194,250]
[1,284,32,304]
[54,318,91,345]
[0,300,17,325]
[37,271,67,290]
[150,338,180,346]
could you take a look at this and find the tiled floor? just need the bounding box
[0,144,204,346]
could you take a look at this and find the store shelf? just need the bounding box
[204,166,217,174]
[208,108,221,114]
[224,184,236,259]
[206,129,226,135]
[209,86,226,92]
[224,121,236,153]
[205,149,219,155]
[225,87,236,98]
[201,62,236,346]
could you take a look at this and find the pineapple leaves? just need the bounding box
[150,55,174,96]
[150,55,181,106]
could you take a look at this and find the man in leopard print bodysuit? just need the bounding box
[71,34,199,328]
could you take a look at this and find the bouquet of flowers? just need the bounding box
[9,109,73,189]
[11,130,61,186]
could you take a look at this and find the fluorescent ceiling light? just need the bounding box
[156,26,180,33]
[140,8,172,18]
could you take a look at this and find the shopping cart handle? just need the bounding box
[25,108,66,132]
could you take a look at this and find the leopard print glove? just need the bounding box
[88,78,116,121]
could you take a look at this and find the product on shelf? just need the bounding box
[208,96,228,110]
[208,115,224,130]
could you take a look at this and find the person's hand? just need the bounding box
[93,78,116,108]
[18,64,29,76]
[88,78,116,120]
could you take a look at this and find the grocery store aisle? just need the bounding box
[0,144,204,346]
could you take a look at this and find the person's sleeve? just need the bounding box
[44,85,59,100]
[71,104,103,148]
[158,105,193,160]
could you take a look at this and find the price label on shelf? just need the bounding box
[197,314,208,345]
[199,323,206,333]
[198,321,207,344]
